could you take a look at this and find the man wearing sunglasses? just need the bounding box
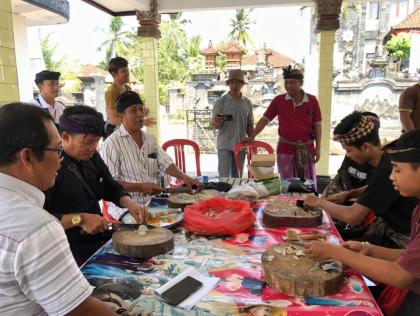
[43,105,149,265]
[0,103,116,315]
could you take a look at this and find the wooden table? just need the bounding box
[81,195,383,315]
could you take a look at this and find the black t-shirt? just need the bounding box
[340,156,373,188]
[44,152,130,255]
[357,153,418,235]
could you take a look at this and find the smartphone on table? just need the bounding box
[160,276,203,305]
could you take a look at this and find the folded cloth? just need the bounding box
[155,266,219,310]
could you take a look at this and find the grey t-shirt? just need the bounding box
[212,92,253,150]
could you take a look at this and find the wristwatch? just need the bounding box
[71,214,82,227]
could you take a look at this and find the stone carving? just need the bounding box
[315,0,343,32]
[355,96,398,121]
[137,0,161,38]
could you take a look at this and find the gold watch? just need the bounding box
[71,214,82,227]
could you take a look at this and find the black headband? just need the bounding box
[282,65,303,80]
[59,113,105,136]
[116,91,144,113]
[35,70,60,84]
[384,129,420,163]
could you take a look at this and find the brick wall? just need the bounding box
[0,0,19,105]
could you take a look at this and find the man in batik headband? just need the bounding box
[44,105,150,265]
[305,129,420,315]
[252,65,322,190]
[304,111,417,248]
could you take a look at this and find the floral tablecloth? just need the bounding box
[81,196,383,316]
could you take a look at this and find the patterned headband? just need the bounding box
[333,116,376,144]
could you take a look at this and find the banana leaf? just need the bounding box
[255,177,280,196]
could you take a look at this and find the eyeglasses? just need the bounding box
[29,146,64,158]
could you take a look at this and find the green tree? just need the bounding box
[385,33,411,61]
[97,17,131,65]
[39,32,66,71]
[38,31,81,93]
[229,9,255,49]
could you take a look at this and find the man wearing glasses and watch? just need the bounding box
[44,105,149,265]
[0,103,116,315]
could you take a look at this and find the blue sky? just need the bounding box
[28,0,312,65]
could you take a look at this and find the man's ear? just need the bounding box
[361,142,372,152]
[18,148,35,170]
[61,131,70,143]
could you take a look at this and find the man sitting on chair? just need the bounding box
[100,91,203,223]
[44,105,149,265]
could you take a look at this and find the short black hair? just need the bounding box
[410,162,420,170]
[108,57,128,75]
[0,103,53,165]
[334,111,380,148]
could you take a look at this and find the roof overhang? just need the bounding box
[82,0,311,16]
[12,0,69,26]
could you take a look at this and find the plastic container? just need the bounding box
[280,180,291,194]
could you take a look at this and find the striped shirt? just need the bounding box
[100,125,173,220]
[0,172,92,315]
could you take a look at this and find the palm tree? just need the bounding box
[229,9,255,49]
[97,17,131,63]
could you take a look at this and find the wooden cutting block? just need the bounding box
[262,244,344,297]
[263,200,322,228]
[112,227,174,258]
[168,189,224,209]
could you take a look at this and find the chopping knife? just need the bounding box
[109,223,155,231]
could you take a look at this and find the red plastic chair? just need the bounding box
[162,139,201,187]
[101,200,121,224]
[234,140,274,178]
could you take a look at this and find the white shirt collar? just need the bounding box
[285,90,309,107]
[0,172,45,208]
[118,124,144,139]
[38,94,59,109]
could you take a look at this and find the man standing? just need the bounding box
[0,103,115,315]
[44,105,149,265]
[101,91,203,223]
[30,70,65,125]
[399,82,420,133]
[105,57,131,137]
[304,111,418,248]
[252,66,322,189]
[211,69,254,177]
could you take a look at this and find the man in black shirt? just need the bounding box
[44,105,149,265]
[304,111,418,248]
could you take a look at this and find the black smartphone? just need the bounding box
[223,114,233,121]
[160,276,203,305]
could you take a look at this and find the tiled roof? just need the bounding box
[221,42,245,54]
[242,49,293,68]
[394,6,420,30]
[200,40,218,55]
[79,64,108,76]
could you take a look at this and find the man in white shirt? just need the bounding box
[0,103,115,315]
[30,70,65,125]
[100,91,203,222]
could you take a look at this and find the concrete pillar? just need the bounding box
[142,37,160,140]
[0,0,19,105]
[137,0,161,141]
[317,31,335,175]
[315,0,342,175]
